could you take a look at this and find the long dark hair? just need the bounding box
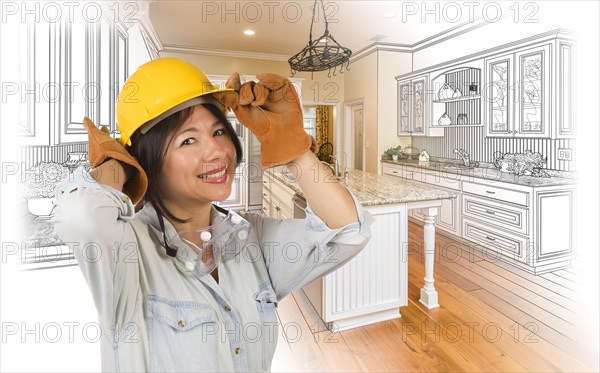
[128,103,243,224]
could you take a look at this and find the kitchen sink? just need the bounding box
[442,162,480,170]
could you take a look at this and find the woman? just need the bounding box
[53,58,373,372]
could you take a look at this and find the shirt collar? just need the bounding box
[135,202,249,261]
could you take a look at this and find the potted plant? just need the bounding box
[383,146,403,161]
[21,162,70,219]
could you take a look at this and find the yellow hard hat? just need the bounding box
[116,58,232,147]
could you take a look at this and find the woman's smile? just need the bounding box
[198,165,229,183]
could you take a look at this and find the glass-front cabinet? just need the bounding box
[486,54,513,136]
[411,77,426,135]
[398,82,411,134]
[397,74,442,136]
[514,44,551,138]
[485,43,551,138]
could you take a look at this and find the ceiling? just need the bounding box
[148,0,471,57]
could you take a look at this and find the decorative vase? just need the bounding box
[437,83,455,100]
[457,113,468,125]
[452,88,463,98]
[438,112,452,126]
[392,155,399,161]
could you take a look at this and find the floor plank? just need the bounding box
[270,221,598,372]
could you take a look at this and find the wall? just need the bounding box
[377,50,413,162]
[343,52,378,173]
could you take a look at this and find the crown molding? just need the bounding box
[161,45,291,61]
[131,1,164,51]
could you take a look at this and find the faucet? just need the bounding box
[453,148,470,166]
[321,155,342,177]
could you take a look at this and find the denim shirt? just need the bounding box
[52,172,374,372]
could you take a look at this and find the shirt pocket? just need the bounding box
[147,295,219,372]
[253,283,279,371]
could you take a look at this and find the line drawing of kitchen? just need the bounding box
[1,1,598,372]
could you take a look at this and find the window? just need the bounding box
[302,106,316,137]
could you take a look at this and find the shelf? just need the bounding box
[431,123,482,128]
[433,95,481,103]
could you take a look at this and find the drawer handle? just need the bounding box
[275,206,281,211]
[485,210,496,215]
[393,171,398,174]
[263,193,268,197]
[486,235,496,241]
[486,190,496,194]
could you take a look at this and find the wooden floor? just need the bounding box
[271,222,599,372]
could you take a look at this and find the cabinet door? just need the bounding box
[514,44,551,138]
[411,76,427,135]
[556,41,575,138]
[397,81,411,135]
[437,196,460,236]
[485,53,513,137]
[534,188,575,263]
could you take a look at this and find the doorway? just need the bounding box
[344,99,365,171]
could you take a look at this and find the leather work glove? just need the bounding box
[83,117,148,204]
[213,73,318,169]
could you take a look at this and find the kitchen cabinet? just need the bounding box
[555,40,576,138]
[7,6,133,145]
[262,172,294,219]
[485,38,574,139]
[381,160,575,274]
[430,64,483,128]
[397,75,443,137]
[461,180,575,272]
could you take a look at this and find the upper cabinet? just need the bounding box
[430,62,483,129]
[484,43,551,138]
[5,3,159,146]
[395,30,575,140]
[397,74,443,137]
[484,36,576,139]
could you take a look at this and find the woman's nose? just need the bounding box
[200,135,228,161]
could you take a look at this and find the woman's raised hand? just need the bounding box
[83,117,148,204]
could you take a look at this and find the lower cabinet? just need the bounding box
[262,171,295,219]
[382,161,576,274]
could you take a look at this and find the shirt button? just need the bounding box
[185,262,195,271]
[231,215,241,224]
[178,320,187,328]
[234,347,241,355]
[237,230,248,240]
[121,195,129,203]
[224,305,231,312]
[200,230,212,241]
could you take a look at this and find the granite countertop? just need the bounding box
[381,159,577,187]
[271,167,457,207]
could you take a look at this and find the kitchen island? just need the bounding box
[268,167,457,332]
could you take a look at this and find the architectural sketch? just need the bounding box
[1,1,597,372]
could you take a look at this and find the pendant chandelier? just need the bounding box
[288,0,352,77]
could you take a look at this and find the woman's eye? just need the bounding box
[181,137,196,146]
[214,128,227,137]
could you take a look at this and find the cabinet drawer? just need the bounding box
[463,181,529,206]
[382,164,403,177]
[462,194,529,235]
[462,218,528,262]
[270,179,295,212]
[421,171,461,191]
[261,197,271,216]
